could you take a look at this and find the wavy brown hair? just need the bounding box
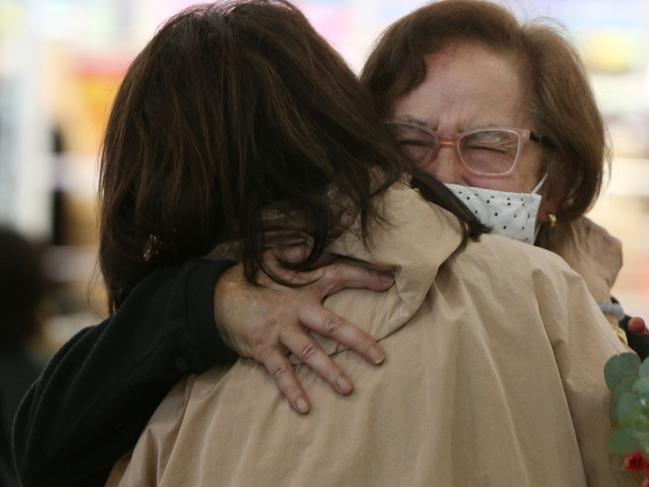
[99,0,485,313]
[361,0,608,225]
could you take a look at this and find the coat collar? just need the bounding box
[206,181,465,360]
[293,181,465,360]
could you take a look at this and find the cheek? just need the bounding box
[464,175,514,192]
[504,172,537,193]
[480,161,543,194]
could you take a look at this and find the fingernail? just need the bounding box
[368,345,385,365]
[295,397,309,414]
[336,376,353,394]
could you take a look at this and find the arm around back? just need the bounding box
[12,258,237,487]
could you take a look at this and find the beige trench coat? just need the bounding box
[108,183,638,487]
[543,216,628,343]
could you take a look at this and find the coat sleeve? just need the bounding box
[12,258,237,487]
[532,255,640,487]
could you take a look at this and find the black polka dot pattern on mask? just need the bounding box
[443,183,543,245]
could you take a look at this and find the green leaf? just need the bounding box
[605,353,641,390]
[615,391,644,424]
[639,436,649,456]
[616,375,636,393]
[620,412,649,432]
[634,432,649,456]
[612,388,624,421]
[639,357,649,377]
[608,427,640,455]
[633,377,649,396]
[611,377,637,421]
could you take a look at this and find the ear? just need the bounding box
[538,193,559,223]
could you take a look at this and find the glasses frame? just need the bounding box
[388,121,546,178]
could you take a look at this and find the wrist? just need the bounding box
[213,264,244,353]
[183,258,238,369]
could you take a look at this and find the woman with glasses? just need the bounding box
[105,2,635,486]
[362,0,646,355]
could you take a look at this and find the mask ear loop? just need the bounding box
[531,172,549,194]
[531,172,550,243]
[537,155,559,230]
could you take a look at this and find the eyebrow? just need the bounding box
[396,114,513,132]
[397,115,432,128]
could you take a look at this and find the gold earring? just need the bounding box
[548,213,558,229]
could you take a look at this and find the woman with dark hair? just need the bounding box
[361,0,646,355]
[98,2,633,485]
[14,1,483,485]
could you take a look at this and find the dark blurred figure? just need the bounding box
[0,227,46,486]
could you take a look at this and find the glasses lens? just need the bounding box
[391,124,437,164]
[459,129,519,174]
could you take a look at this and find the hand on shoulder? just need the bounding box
[212,247,393,414]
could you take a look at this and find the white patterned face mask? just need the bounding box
[445,174,548,245]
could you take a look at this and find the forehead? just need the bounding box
[393,43,529,130]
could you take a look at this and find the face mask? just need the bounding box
[445,174,548,245]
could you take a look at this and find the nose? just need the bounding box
[424,143,468,185]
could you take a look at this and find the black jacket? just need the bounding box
[12,259,237,487]
[1,350,43,487]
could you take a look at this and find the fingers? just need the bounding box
[280,327,354,396]
[259,247,330,286]
[299,304,385,365]
[316,260,395,296]
[261,348,311,414]
[265,247,395,294]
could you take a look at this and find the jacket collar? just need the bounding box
[207,181,465,359]
[298,182,464,359]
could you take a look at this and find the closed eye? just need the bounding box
[464,144,508,154]
[398,139,434,147]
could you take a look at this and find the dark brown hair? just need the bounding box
[99,0,485,312]
[361,0,607,224]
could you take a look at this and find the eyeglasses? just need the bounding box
[388,121,546,177]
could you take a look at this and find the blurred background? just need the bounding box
[0,0,648,358]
